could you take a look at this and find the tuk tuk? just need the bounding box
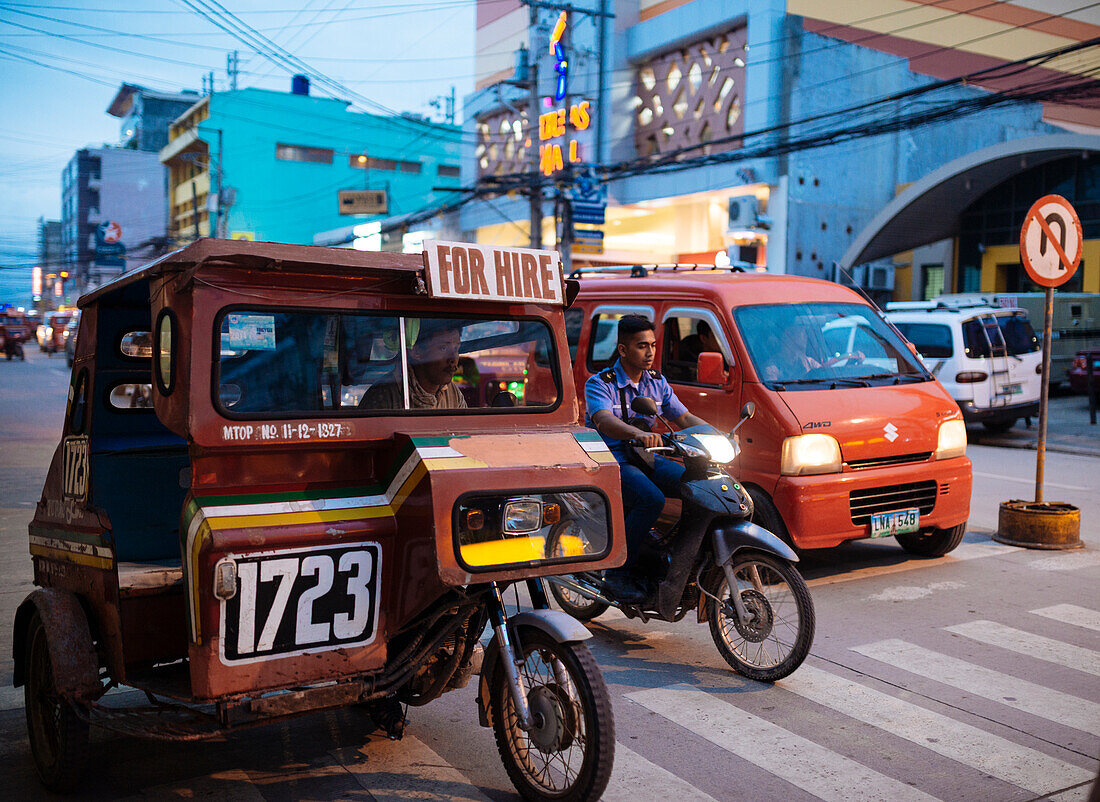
[14,238,625,800]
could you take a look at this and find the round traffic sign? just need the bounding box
[99,221,122,244]
[1019,195,1081,288]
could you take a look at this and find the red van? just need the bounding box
[568,267,972,556]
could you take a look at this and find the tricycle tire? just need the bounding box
[706,551,814,682]
[896,522,966,557]
[489,629,614,801]
[24,611,90,793]
[548,578,609,622]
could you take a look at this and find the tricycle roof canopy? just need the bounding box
[79,238,427,308]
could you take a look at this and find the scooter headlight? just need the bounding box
[693,433,737,464]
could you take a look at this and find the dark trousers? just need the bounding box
[618,455,685,569]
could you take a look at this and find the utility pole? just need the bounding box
[227,50,239,91]
[528,59,542,250]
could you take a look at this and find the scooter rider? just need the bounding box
[585,314,708,603]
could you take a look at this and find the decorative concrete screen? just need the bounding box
[633,25,747,157]
[476,112,533,179]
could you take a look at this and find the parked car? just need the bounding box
[1067,348,1100,394]
[886,300,1042,433]
[567,266,972,556]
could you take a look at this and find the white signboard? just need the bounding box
[422,240,565,305]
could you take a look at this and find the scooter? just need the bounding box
[549,399,815,681]
[3,333,25,361]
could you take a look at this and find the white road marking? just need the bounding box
[779,664,1096,796]
[628,684,941,802]
[602,744,719,801]
[333,734,493,801]
[948,541,1020,560]
[852,639,1100,735]
[1031,604,1100,633]
[1046,783,1096,801]
[806,541,1017,588]
[865,580,965,602]
[945,620,1100,677]
[1028,550,1100,572]
[972,471,1088,491]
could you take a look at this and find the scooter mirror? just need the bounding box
[740,401,756,420]
[630,396,658,416]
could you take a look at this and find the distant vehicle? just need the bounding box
[39,311,72,355]
[886,300,1041,433]
[0,311,29,361]
[64,312,81,367]
[936,293,1098,388]
[1067,348,1100,394]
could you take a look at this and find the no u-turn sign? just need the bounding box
[1019,194,1082,288]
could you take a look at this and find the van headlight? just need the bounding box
[693,433,737,464]
[935,419,967,460]
[781,434,842,476]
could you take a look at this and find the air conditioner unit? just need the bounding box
[867,265,894,291]
[728,196,759,229]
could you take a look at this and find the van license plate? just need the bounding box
[999,383,1023,396]
[221,542,381,663]
[870,509,919,538]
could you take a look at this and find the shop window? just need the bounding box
[276,143,334,164]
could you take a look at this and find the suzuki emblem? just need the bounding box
[883,422,899,442]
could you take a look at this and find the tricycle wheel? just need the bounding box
[24,611,90,793]
[490,629,614,801]
[896,522,966,557]
[706,552,815,682]
[548,578,609,622]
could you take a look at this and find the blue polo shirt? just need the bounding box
[584,359,688,459]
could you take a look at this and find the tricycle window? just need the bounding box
[216,310,561,416]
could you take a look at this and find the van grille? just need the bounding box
[846,452,932,470]
[849,481,937,525]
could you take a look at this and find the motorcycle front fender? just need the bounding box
[475,610,592,727]
[712,520,799,566]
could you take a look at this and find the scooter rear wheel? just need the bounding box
[548,577,610,622]
[706,552,815,681]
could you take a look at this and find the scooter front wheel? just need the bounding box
[548,577,610,622]
[706,552,815,681]
[489,629,614,801]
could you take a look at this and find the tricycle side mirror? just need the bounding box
[630,396,658,416]
[697,352,728,386]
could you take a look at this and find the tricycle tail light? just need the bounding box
[543,503,561,525]
[213,558,237,600]
[465,509,485,530]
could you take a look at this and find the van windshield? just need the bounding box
[216,310,560,416]
[734,302,929,389]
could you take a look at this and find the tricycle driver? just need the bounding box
[584,314,708,603]
[361,318,467,410]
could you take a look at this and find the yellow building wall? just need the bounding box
[980,239,1100,293]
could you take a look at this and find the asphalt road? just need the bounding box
[0,350,1097,800]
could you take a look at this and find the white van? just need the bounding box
[886,300,1042,433]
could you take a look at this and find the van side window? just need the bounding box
[564,308,584,362]
[587,314,622,372]
[662,315,726,384]
[893,323,953,358]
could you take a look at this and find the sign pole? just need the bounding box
[1035,285,1054,503]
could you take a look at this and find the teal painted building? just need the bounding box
[161,84,462,246]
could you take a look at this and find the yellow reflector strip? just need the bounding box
[460,535,587,567]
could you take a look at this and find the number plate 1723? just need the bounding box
[220,542,381,663]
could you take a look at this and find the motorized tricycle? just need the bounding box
[1,311,28,360]
[14,238,626,800]
[550,391,815,681]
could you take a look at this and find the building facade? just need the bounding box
[60,147,170,290]
[107,84,202,153]
[461,0,1100,299]
[160,84,464,246]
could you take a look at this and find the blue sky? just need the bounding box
[0,0,478,307]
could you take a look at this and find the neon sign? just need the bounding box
[550,11,567,101]
[539,101,590,175]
